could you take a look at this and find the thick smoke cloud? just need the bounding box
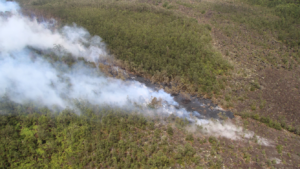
[0,0,271,145]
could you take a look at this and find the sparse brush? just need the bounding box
[162,2,169,8]
[180,92,191,101]
[149,97,162,109]
[185,134,194,141]
[167,126,173,136]
[208,136,218,145]
[276,145,283,154]
[244,152,251,163]
[251,113,260,120]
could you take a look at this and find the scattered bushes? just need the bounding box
[238,112,283,131]
[186,134,194,141]
[250,81,260,91]
[258,116,282,130]
[208,136,218,145]
[276,145,283,154]
[199,138,207,144]
[243,112,300,135]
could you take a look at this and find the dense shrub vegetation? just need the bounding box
[245,0,300,48]
[212,2,299,48]
[21,0,232,96]
[0,98,203,168]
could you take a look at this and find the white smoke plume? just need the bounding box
[0,0,180,115]
[195,120,272,146]
[0,5,106,62]
[0,0,19,12]
[0,0,271,145]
